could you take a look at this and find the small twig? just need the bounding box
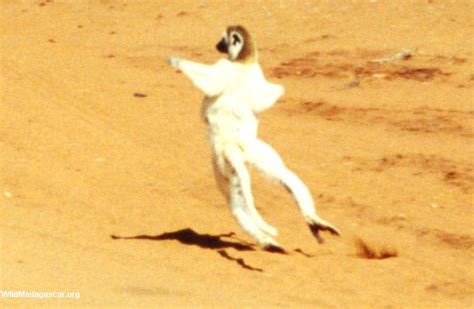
[370,49,413,64]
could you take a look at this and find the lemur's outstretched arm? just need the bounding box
[168,57,231,97]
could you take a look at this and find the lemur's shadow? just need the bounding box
[110,228,264,272]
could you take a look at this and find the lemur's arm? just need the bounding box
[168,57,231,97]
[250,82,285,113]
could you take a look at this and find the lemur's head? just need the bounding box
[216,25,257,64]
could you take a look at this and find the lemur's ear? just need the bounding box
[232,34,241,45]
[225,25,257,63]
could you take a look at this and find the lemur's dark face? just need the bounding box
[216,37,228,53]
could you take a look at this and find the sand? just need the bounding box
[1,0,473,307]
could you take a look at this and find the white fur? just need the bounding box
[227,31,243,61]
[168,41,338,250]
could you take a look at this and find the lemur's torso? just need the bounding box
[201,63,259,146]
[200,60,282,158]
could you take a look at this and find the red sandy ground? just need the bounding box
[1,0,473,307]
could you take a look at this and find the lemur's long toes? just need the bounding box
[309,224,325,244]
[325,225,340,236]
[309,222,340,244]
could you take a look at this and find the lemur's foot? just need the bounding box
[307,217,340,244]
[258,235,286,254]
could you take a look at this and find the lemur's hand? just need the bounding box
[167,57,181,69]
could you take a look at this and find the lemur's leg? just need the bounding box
[245,140,340,243]
[223,144,283,252]
[212,154,277,236]
[211,157,230,198]
[226,147,278,237]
